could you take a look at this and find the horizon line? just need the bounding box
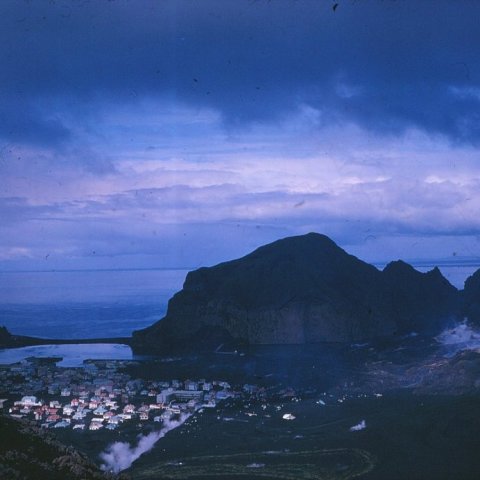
[1,259,480,275]
[0,267,196,274]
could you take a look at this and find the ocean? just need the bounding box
[0,269,188,339]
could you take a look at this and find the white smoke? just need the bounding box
[100,413,191,473]
[349,419,366,432]
[435,320,480,353]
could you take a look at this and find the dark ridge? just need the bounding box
[0,326,131,349]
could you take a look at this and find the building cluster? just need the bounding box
[0,357,257,432]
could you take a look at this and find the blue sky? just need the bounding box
[1,0,480,277]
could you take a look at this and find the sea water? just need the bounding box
[0,269,187,339]
[0,343,133,367]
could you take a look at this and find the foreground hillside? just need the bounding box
[132,233,462,351]
[0,415,127,480]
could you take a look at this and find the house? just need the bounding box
[73,411,86,420]
[63,405,74,416]
[185,380,199,391]
[108,415,122,425]
[157,389,175,405]
[54,420,70,428]
[174,390,204,402]
[93,406,107,416]
[46,414,61,423]
[20,396,42,407]
[216,390,232,400]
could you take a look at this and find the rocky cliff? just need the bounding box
[132,233,461,352]
[463,269,480,324]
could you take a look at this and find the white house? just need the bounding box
[20,396,42,407]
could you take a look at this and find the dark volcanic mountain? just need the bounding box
[132,233,461,352]
[463,269,480,324]
[381,260,460,333]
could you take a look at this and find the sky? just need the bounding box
[1,0,480,280]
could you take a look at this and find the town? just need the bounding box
[0,356,264,432]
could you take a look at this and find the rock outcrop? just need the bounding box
[132,233,461,352]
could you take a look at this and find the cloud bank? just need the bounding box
[1,1,480,275]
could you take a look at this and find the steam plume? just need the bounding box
[436,321,480,353]
[100,413,191,473]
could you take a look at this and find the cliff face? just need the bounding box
[463,269,480,324]
[132,233,461,351]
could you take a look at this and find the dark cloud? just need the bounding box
[0,99,71,146]
[1,0,480,145]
